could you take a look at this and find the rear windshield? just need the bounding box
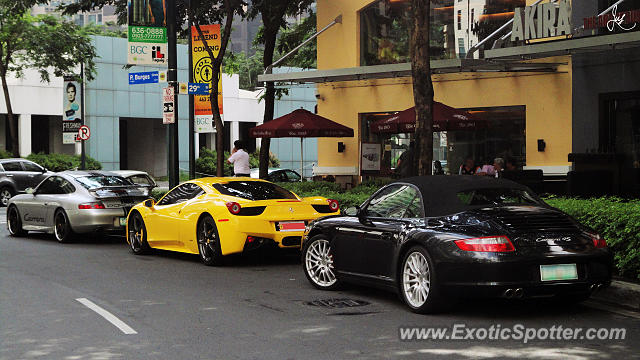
[213,181,297,201]
[457,188,542,206]
[75,175,133,189]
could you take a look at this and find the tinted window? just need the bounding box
[128,175,153,186]
[37,176,73,194]
[22,161,43,172]
[157,183,204,206]
[456,188,541,206]
[75,175,132,189]
[365,185,423,218]
[2,161,22,171]
[285,170,301,181]
[213,181,297,201]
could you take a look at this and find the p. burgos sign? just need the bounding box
[511,0,572,41]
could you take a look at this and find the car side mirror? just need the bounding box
[143,199,155,207]
[25,187,35,195]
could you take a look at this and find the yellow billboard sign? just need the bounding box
[191,24,223,132]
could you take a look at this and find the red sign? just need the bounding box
[77,125,91,141]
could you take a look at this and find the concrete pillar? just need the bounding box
[231,121,240,152]
[194,133,199,159]
[18,114,31,157]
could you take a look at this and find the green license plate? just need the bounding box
[119,217,127,226]
[540,264,578,281]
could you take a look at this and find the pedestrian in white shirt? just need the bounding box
[228,140,250,177]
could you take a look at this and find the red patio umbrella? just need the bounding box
[370,102,484,134]
[250,109,354,179]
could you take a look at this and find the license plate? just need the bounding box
[540,264,578,281]
[278,221,306,232]
[119,217,127,226]
[103,201,121,209]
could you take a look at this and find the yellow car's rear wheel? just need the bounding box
[197,215,224,266]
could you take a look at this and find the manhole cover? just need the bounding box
[305,298,370,308]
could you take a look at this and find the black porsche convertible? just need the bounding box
[301,176,612,313]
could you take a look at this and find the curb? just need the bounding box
[592,280,640,312]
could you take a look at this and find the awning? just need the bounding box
[370,103,483,134]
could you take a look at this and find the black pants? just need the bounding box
[234,173,250,177]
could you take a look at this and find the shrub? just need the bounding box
[150,188,168,201]
[545,197,640,280]
[0,149,14,159]
[278,181,374,209]
[26,153,102,172]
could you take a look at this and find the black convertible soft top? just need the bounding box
[392,175,533,217]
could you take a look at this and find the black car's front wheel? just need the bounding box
[196,215,224,266]
[54,209,74,243]
[128,212,150,255]
[399,246,443,313]
[302,235,340,290]
[7,205,27,236]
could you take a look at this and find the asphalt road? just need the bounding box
[1,208,639,360]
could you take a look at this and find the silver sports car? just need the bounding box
[6,171,148,242]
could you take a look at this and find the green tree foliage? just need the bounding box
[275,11,317,70]
[0,2,97,156]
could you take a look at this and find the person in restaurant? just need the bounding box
[459,157,477,175]
[228,140,250,177]
[475,158,495,176]
[396,141,415,178]
[505,157,518,172]
[433,160,445,175]
[493,157,505,178]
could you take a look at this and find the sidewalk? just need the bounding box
[593,280,640,311]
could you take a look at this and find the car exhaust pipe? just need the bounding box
[514,288,524,298]
[503,288,514,299]
[589,284,597,292]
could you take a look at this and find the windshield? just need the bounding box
[75,175,133,189]
[213,181,297,201]
[456,188,542,207]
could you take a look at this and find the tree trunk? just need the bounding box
[258,28,278,180]
[0,71,18,157]
[410,0,434,176]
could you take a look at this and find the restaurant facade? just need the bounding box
[260,0,640,195]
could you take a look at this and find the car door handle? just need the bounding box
[43,203,48,206]
[6,174,12,177]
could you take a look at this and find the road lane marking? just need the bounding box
[76,298,138,334]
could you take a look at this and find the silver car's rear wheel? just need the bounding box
[54,209,73,243]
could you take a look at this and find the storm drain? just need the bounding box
[305,298,370,308]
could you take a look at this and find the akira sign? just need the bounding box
[511,0,572,41]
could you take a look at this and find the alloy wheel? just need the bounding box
[197,218,218,262]
[305,239,337,287]
[7,207,19,234]
[129,214,144,252]
[0,189,12,207]
[54,212,67,242]
[402,251,431,308]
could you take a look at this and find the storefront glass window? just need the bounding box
[359,0,525,65]
[360,105,525,176]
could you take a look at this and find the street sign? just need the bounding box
[179,82,188,94]
[128,71,159,85]
[188,83,210,95]
[162,86,175,124]
[77,125,91,141]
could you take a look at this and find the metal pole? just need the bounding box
[264,15,342,75]
[80,61,86,170]
[167,0,179,188]
[188,2,195,180]
[300,137,303,182]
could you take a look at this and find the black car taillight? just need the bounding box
[454,236,515,252]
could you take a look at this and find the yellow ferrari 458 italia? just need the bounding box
[126,177,340,265]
